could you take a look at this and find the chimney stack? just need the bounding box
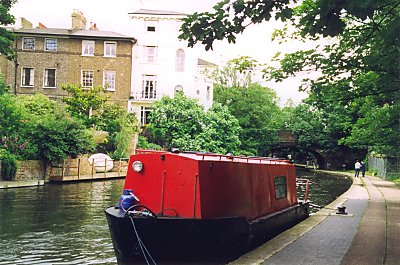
[71,9,87,30]
[89,21,99,31]
[20,17,32,29]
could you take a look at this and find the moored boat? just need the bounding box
[105,150,309,264]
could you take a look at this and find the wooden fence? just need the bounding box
[49,157,129,182]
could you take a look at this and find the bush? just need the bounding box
[30,112,96,163]
[0,151,17,181]
[137,135,163,151]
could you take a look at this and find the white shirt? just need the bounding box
[355,162,361,169]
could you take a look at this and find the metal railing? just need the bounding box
[296,178,310,202]
[130,91,159,101]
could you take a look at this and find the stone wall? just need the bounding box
[15,160,47,181]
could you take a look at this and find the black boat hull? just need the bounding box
[105,203,309,265]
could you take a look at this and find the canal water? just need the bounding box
[0,169,351,265]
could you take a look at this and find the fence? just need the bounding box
[368,155,400,180]
[49,157,129,182]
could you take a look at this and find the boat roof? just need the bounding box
[135,149,290,165]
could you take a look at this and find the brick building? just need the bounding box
[0,10,136,108]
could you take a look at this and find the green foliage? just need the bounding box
[62,84,139,158]
[179,0,297,50]
[30,112,95,162]
[179,0,395,50]
[137,135,162,151]
[94,104,139,159]
[17,93,57,116]
[146,93,241,154]
[0,73,10,94]
[62,84,110,127]
[195,103,241,154]
[0,150,17,181]
[271,2,399,155]
[0,92,97,162]
[0,0,17,60]
[340,103,400,156]
[207,56,260,88]
[179,0,400,158]
[214,83,281,156]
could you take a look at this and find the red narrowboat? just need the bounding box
[105,150,309,264]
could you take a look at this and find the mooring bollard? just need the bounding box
[336,206,347,215]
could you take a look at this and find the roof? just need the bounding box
[129,9,188,17]
[11,27,136,41]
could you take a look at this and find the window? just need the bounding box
[147,26,156,32]
[103,71,116,91]
[274,176,287,199]
[175,49,185,72]
[81,70,94,88]
[104,41,117,57]
[142,75,157,99]
[145,20,157,32]
[22,37,35,50]
[207,86,211,100]
[44,68,56,88]
[45,38,58,51]
[140,106,152,126]
[174,85,183,95]
[82,40,95,56]
[21,67,34,86]
[144,46,157,63]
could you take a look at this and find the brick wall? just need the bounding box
[15,160,46,181]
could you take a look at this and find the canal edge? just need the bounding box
[229,171,357,265]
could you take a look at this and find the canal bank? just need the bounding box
[0,180,45,189]
[230,172,400,265]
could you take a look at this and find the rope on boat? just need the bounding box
[129,216,157,265]
[122,204,157,265]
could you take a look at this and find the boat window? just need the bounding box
[274,176,287,199]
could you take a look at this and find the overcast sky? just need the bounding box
[10,0,308,104]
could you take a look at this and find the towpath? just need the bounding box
[230,173,400,265]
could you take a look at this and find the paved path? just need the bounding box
[230,174,400,265]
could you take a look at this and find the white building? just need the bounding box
[128,9,214,125]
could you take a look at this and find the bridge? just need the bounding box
[272,130,346,170]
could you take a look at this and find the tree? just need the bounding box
[180,0,400,156]
[0,0,17,60]
[207,56,260,88]
[30,111,95,162]
[146,93,241,154]
[62,84,110,127]
[215,83,281,156]
[95,104,139,159]
[179,0,396,50]
[209,57,281,156]
[195,103,241,154]
[0,93,96,162]
[265,1,400,155]
[17,94,96,162]
[62,84,139,158]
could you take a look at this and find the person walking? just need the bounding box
[361,161,366,177]
[354,160,361,177]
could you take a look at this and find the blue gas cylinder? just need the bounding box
[119,189,138,211]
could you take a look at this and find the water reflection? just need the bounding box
[297,169,352,213]
[0,180,125,265]
[0,170,351,264]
